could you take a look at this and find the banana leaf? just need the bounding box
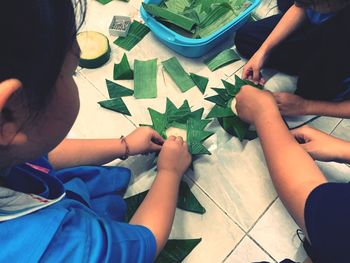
[98,98,131,116]
[205,49,240,71]
[205,95,227,107]
[105,79,133,98]
[142,3,197,32]
[147,98,213,155]
[134,58,158,99]
[155,238,202,263]
[164,0,191,13]
[114,21,150,51]
[218,115,250,141]
[96,0,113,5]
[206,104,234,118]
[162,57,196,92]
[190,73,208,94]
[113,53,133,80]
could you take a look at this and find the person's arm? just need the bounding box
[291,125,350,163]
[242,4,307,83]
[274,92,350,118]
[129,136,191,257]
[48,127,164,170]
[235,86,327,235]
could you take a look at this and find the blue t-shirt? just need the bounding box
[306,9,336,25]
[0,157,156,263]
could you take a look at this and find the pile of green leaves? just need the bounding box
[143,0,252,38]
[145,98,214,155]
[205,75,263,140]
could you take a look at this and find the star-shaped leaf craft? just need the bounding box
[146,98,214,155]
[205,75,263,141]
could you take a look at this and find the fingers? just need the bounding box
[242,67,251,80]
[151,130,165,145]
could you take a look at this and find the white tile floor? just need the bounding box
[70,0,350,262]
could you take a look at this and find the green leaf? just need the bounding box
[162,57,196,92]
[164,0,191,13]
[113,53,133,80]
[155,238,202,263]
[114,21,150,51]
[177,181,205,214]
[187,118,211,130]
[190,108,204,120]
[212,88,231,101]
[190,73,209,94]
[148,108,167,135]
[134,58,158,99]
[124,191,148,222]
[98,98,131,116]
[206,104,234,119]
[205,95,227,107]
[218,115,250,141]
[105,79,133,98]
[96,0,113,5]
[142,3,197,32]
[204,49,240,72]
[222,79,239,96]
[189,141,211,155]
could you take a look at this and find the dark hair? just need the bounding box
[0,0,86,113]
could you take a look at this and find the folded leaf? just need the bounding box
[124,191,148,222]
[162,57,196,92]
[155,238,202,263]
[113,53,133,80]
[190,73,209,94]
[206,104,234,119]
[212,87,232,101]
[218,115,250,141]
[134,58,158,99]
[114,21,150,51]
[96,0,113,5]
[205,49,240,72]
[105,79,133,98]
[205,95,227,107]
[98,98,131,116]
[222,79,240,96]
[142,3,197,32]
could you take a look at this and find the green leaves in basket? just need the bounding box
[114,21,150,51]
[113,53,133,80]
[190,73,209,94]
[155,238,202,263]
[98,98,131,116]
[96,0,113,5]
[146,98,213,155]
[134,58,158,99]
[124,181,205,221]
[205,49,241,71]
[162,57,196,92]
[205,75,263,140]
[106,79,133,98]
[142,3,197,32]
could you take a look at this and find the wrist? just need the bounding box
[119,136,130,160]
[156,169,183,183]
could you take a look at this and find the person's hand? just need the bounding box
[291,125,350,162]
[235,85,279,124]
[242,50,267,85]
[157,136,192,177]
[125,127,164,156]
[273,92,309,116]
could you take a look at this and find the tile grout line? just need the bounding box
[247,235,279,263]
[221,233,249,262]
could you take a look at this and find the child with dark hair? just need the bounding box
[0,1,191,262]
[235,0,350,119]
[235,85,350,263]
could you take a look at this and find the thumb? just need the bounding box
[149,142,162,152]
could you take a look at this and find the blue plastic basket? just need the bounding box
[140,0,261,58]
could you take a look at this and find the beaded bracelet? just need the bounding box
[120,135,130,160]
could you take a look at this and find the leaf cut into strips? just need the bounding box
[98,98,131,116]
[190,73,208,94]
[134,59,158,99]
[205,49,240,72]
[155,238,202,263]
[113,53,133,80]
[114,21,150,51]
[162,57,195,92]
[105,79,133,98]
[142,3,197,32]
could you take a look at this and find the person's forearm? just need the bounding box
[258,5,306,56]
[48,138,127,169]
[303,99,350,118]
[255,109,327,232]
[129,171,181,256]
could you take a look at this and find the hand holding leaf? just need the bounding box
[125,127,164,155]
